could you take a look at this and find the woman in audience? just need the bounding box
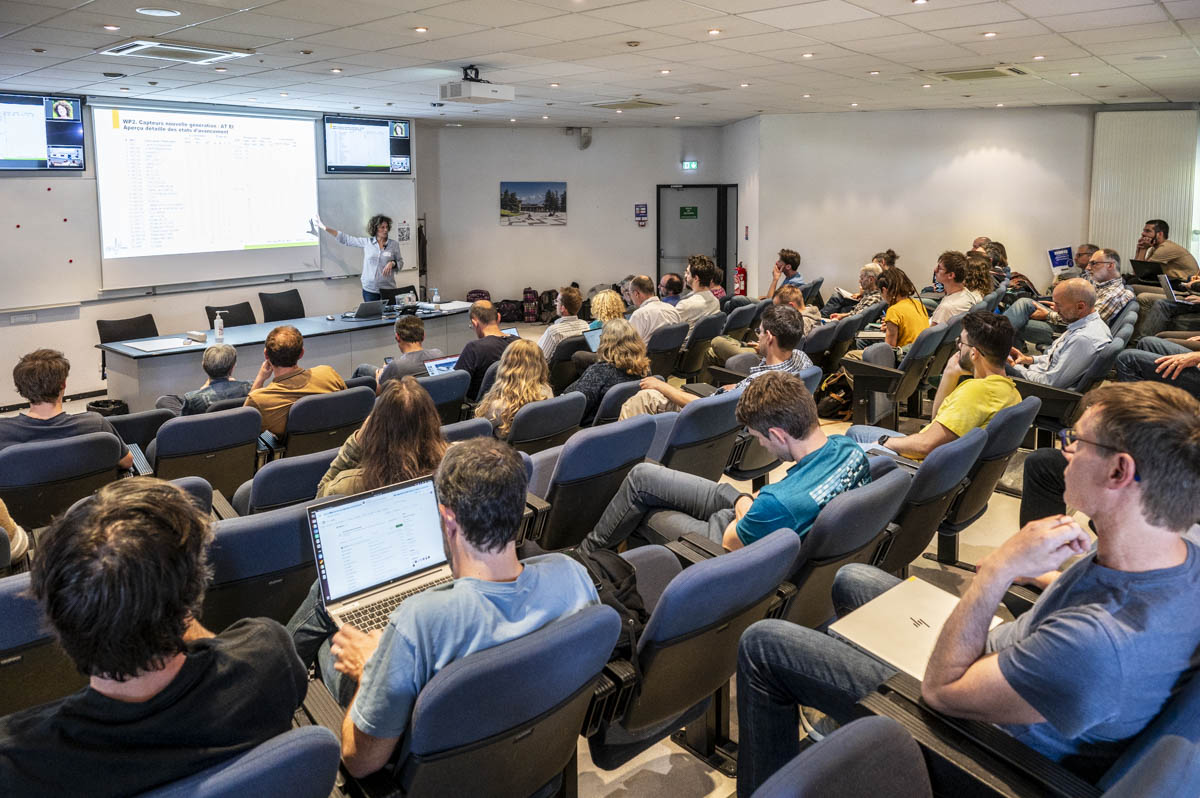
[475,338,554,438]
[0,496,29,567]
[564,319,650,424]
[965,249,995,295]
[873,249,899,270]
[317,377,448,498]
[588,289,626,330]
[985,240,1010,280]
[876,267,929,350]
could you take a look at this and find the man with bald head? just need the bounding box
[1008,278,1111,389]
[455,300,519,398]
[628,274,680,341]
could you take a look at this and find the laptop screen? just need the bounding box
[501,327,519,337]
[423,355,460,376]
[583,327,603,352]
[308,478,446,604]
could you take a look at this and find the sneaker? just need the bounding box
[799,706,840,742]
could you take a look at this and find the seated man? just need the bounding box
[706,284,821,370]
[822,263,883,319]
[155,343,251,415]
[675,256,721,336]
[303,438,599,778]
[586,371,869,554]
[1051,243,1098,284]
[244,325,347,437]
[1115,334,1200,400]
[0,348,133,469]
[761,248,804,298]
[928,251,983,325]
[0,479,307,795]
[847,310,1020,460]
[619,305,813,419]
[737,381,1200,795]
[1006,249,1132,349]
[536,285,589,361]
[658,272,684,306]
[1130,219,1200,338]
[454,300,519,398]
[628,274,681,342]
[357,315,444,388]
[1007,278,1110,389]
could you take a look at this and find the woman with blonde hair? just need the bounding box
[588,289,626,330]
[317,376,448,497]
[565,319,650,424]
[476,338,554,437]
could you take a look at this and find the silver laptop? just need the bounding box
[307,477,453,632]
[1159,274,1180,302]
[342,300,384,320]
[423,354,460,376]
[829,576,1003,681]
[583,327,603,352]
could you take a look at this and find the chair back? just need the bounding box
[172,476,214,515]
[139,726,341,798]
[748,297,773,330]
[474,361,500,401]
[873,427,987,574]
[415,369,470,425]
[539,416,655,550]
[924,312,966,379]
[204,301,256,328]
[344,375,377,391]
[232,447,339,515]
[646,322,689,378]
[802,319,839,357]
[442,417,494,442]
[943,397,1041,528]
[798,364,822,394]
[859,324,947,425]
[205,396,248,413]
[722,302,758,341]
[656,388,742,481]
[285,386,374,456]
[394,605,620,797]
[1107,299,1138,334]
[751,716,932,798]
[548,335,589,394]
[110,408,174,451]
[506,392,586,455]
[675,312,728,379]
[0,432,123,529]
[151,408,261,497]
[859,301,887,325]
[1100,660,1200,790]
[725,351,759,374]
[1067,336,1123,394]
[786,469,912,628]
[258,288,306,323]
[621,530,800,734]
[97,313,159,344]
[825,313,867,369]
[203,502,315,631]
[591,379,642,425]
[802,276,825,306]
[0,572,88,715]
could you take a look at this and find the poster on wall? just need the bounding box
[500,181,567,226]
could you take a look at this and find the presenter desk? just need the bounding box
[98,308,474,412]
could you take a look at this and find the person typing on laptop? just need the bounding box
[352,315,444,389]
[735,381,1200,795]
[290,438,599,778]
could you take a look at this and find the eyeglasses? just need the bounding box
[1058,428,1140,480]
[1089,260,1115,266]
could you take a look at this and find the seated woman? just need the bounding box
[587,289,627,330]
[564,319,650,424]
[475,339,554,439]
[317,376,449,498]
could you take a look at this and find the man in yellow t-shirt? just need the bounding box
[848,310,1020,460]
[244,325,347,437]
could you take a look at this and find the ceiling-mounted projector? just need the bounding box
[439,64,514,104]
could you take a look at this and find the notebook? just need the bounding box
[583,327,603,352]
[423,355,460,376]
[829,576,1004,681]
[307,477,453,632]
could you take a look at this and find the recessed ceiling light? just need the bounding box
[850,102,858,107]
[413,26,428,33]
[996,103,1004,107]
[674,115,681,119]
[119,87,130,91]
[616,109,623,113]
[802,52,814,58]
[279,92,288,96]
[1134,54,1167,61]
[549,82,559,87]
[446,123,462,127]
[103,24,121,31]
[740,82,750,87]
[660,69,670,74]
[708,28,721,35]
[300,49,313,55]
[802,93,811,98]
[330,67,342,73]
[1033,55,1045,60]
[136,7,181,16]
[912,0,927,4]
[509,117,516,122]
[31,48,45,53]
[982,31,997,38]
[104,72,124,77]
[868,70,880,75]
[1069,72,1081,76]
[922,83,932,88]
[246,97,257,101]
[542,115,549,119]
[214,67,227,72]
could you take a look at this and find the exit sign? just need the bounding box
[681,160,698,171]
[680,206,698,219]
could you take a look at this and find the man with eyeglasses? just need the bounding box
[1004,249,1132,350]
[736,381,1200,795]
[1007,277,1111,389]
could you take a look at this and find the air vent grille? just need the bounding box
[935,66,1029,81]
[585,99,668,110]
[99,39,253,65]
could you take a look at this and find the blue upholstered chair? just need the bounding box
[646,322,689,380]
[441,416,494,443]
[722,302,758,342]
[0,571,89,715]
[344,375,377,392]
[0,431,124,530]
[281,386,374,457]
[109,408,173,452]
[147,407,261,498]
[674,312,727,382]
[231,446,339,515]
[415,369,471,425]
[506,391,586,456]
[590,379,642,426]
[648,387,742,482]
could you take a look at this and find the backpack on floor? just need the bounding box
[522,287,539,323]
[496,300,522,323]
[465,288,491,303]
[563,546,649,670]
[815,371,853,420]
[538,289,558,324]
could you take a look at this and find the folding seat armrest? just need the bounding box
[583,672,618,737]
[517,493,551,545]
[665,532,726,567]
[601,659,638,724]
[707,366,747,386]
[126,443,154,476]
[1002,584,1042,618]
[210,489,239,521]
[766,580,798,620]
[841,358,904,394]
[858,674,1101,798]
[258,430,284,452]
[1011,379,1081,425]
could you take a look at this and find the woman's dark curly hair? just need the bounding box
[367,214,393,237]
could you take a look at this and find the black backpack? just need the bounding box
[538,289,558,324]
[496,299,522,323]
[564,547,649,671]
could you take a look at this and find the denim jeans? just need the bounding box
[1019,448,1067,527]
[580,462,740,553]
[286,579,357,706]
[736,564,901,796]
[1003,298,1056,349]
[362,289,382,302]
[1115,337,1200,400]
[846,424,906,450]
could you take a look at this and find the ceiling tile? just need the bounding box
[902,2,1024,32]
[743,1,878,30]
[837,31,946,53]
[1007,0,1153,15]
[505,13,632,40]
[1063,21,1181,44]
[569,28,694,52]
[587,0,726,28]
[931,18,1051,43]
[650,15,780,42]
[709,30,820,52]
[1041,5,1168,33]
[1165,0,1200,19]
[389,28,558,60]
[422,0,563,27]
[242,0,402,27]
[64,0,231,26]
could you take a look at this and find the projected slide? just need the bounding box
[93,108,318,260]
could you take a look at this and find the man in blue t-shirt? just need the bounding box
[736,381,1200,796]
[582,371,870,554]
[317,438,598,778]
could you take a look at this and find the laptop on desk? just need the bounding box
[423,354,460,376]
[342,300,384,321]
[307,477,453,632]
[1130,259,1164,282]
[829,576,1003,681]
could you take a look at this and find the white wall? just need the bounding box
[721,116,762,295]
[418,125,723,300]
[753,108,1094,296]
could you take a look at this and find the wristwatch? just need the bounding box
[877,434,891,446]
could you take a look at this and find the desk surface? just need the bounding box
[97,308,470,360]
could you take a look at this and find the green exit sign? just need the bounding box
[681,160,698,171]
[680,206,698,219]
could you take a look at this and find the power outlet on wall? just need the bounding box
[8,313,36,325]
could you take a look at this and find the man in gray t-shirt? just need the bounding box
[311,438,598,779]
[735,381,1200,795]
[352,315,443,390]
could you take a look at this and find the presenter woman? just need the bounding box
[313,214,402,301]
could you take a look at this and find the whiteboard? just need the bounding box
[318,178,418,280]
[0,176,101,309]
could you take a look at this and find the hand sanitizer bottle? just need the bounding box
[431,287,441,304]
[214,311,226,342]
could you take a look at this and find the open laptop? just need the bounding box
[1130,259,1164,281]
[829,576,1003,681]
[583,327,603,352]
[501,327,519,337]
[342,300,384,320]
[306,477,453,632]
[1159,274,1182,302]
[423,354,460,376]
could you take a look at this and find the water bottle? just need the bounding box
[214,310,225,342]
[431,287,441,304]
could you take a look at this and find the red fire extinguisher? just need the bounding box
[734,261,747,296]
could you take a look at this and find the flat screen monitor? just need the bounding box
[0,92,85,171]
[323,115,411,175]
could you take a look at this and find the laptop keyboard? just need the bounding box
[339,575,453,632]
